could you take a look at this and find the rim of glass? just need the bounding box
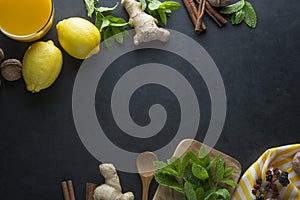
[0,0,54,39]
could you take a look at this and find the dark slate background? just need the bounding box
[0,0,299,199]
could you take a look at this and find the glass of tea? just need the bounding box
[0,0,54,42]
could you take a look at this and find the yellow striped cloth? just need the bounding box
[232,144,300,200]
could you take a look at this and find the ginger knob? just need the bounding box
[93,163,134,200]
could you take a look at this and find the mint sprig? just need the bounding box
[184,182,197,200]
[140,0,180,26]
[154,149,237,200]
[95,11,130,47]
[243,1,257,28]
[84,0,130,47]
[84,0,99,17]
[220,0,257,28]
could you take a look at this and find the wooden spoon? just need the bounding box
[136,151,159,200]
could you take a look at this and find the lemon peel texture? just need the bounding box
[22,40,63,93]
[56,17,101,59]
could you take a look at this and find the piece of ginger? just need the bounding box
[93,164,134,200]
[121,0,170,45]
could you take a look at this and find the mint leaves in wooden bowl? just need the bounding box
[153,139,242,200]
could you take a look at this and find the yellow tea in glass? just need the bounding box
[0,0,54,42]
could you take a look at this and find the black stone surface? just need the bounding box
[0,0,299,199]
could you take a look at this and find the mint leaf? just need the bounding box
[198,147,210,167]
[223,168,234,178]
[180,151,192,175]
[96,14,129,47]
[116,27,129,40]
[183,164,200,186]
[215,158,225,182]
[88,1,128,47]
[167,157,179,166]
[160,166,179,176]
[165,9,172,17]
[243,1,257,28]
[105,15,127,23]
[154,171,183,192]
[148,9,159,19]
[220,179,238,187]
[158,9,167,25]
[220,0,245,14]
[235,9,245,24]
[147,0,180,26]
[111,27,124,44]
[184,182,197,200]
[192,164,209,180]
[95,2,119,13]
[215,188,230,200]
[100,17,110,31]
[160,1,181,11]
[188,151,201,165]
[154,161,168,169]
[121,29,129,37]
[204,190,217,200]
[198,147,209,159]
[104,27,114,48]
[167,157,181,172]
[206,156,218,171]
[84,0,96,17]
[140,0,147,10]
[110,22,129,27]
[148,0,162,10]
[231,13,236,24]
[155,158,179,176]
[95,11,104,29]
[196,187,205,200]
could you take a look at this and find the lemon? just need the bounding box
[22,40,63,93]
[56,17,101,59]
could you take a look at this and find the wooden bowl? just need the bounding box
[153,139,242,200]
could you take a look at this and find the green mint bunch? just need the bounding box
[140,0,181,26]
[84,0,130,47]
[220,0,257,28]
[154,148,237,200]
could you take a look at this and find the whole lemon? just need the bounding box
[56,17,101,59]
[22,40,63,93]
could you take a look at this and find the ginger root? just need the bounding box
[121,0,170,45]
[93,163,134,200]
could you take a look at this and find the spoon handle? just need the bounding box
[141,176,153,200]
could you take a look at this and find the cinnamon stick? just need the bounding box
[182,0,198,26]
[187,0,198,15]
[195,0,206,32]
[200,21,207,31]
[61,180,76,200]
[205,1,227,27]
[183,0,228,31]
[205,8,223,27]
[67,180,76,200]
[86,182,97,200]
[62,181,71,200]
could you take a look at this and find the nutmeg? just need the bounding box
[208,0,231,7]
[0,58,22,81]
[0,48,4,63]
[292,152,300,174]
